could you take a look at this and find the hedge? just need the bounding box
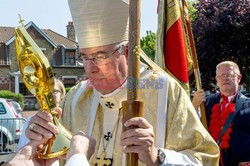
[65,87,71,93]
[0,90,24,109]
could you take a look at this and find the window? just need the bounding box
[0,103,6,114]
[53,46,79,66]
[0,44,10,65]
[19,83,32,96]
[64,51,76,66]
[53,47,63,66]
[63,77,77,88]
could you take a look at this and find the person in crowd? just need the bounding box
[192,61,250,166]
[52,78,66,107]
[24,0,219,165]
[0,131,95,166]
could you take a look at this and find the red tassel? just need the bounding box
[221,127,232,149]
[228,103,235,113]
[209,102,235,149]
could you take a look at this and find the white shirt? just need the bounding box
[65,154,90,166]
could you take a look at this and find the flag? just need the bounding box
[155,0,193,94]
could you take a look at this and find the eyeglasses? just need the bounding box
[217,74,237,80]
[76,46,121,66]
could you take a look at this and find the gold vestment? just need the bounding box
[61,70,219,165]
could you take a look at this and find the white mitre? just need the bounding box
[68,0,129,48]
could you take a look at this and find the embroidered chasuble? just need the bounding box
[61,68,219,166]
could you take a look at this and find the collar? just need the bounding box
[96,81,127,111]
[228,95,234,102]
[220,93,236,103]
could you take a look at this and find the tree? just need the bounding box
[188,0,198,22]
[141,30,156,61]
[192,0,250,91]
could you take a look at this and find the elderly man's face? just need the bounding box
[80,43,128,94]
[215,65,242,96]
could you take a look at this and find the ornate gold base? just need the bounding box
[37,147,68,159]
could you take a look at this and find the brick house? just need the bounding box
[0,21,86,109]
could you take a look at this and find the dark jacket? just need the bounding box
[205,92,250,166]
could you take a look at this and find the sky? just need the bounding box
[0,0,158,38]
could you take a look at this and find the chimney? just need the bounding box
[67,21,76,41]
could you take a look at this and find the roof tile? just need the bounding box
[0,27,15,43]
[42,29,77,49]
[0,26,77,49]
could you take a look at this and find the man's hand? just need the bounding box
[8,139,59,166]
[26,108,62,141]
[66,131,96,160]
[120,117,158,166]
[192,89,206,110]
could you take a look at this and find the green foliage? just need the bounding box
[65,87,71,93]
[0,90,24,108]
[188,0,198,22]
[192,0,250,91]
[141,31,156,61]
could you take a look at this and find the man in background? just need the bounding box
[193,61,250,166]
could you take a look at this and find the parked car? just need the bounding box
[9,100,23,117]
[0,98,26,152]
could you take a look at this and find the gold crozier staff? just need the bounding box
[15,15,72,159]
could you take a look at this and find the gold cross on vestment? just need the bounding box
[92,152,112,166]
